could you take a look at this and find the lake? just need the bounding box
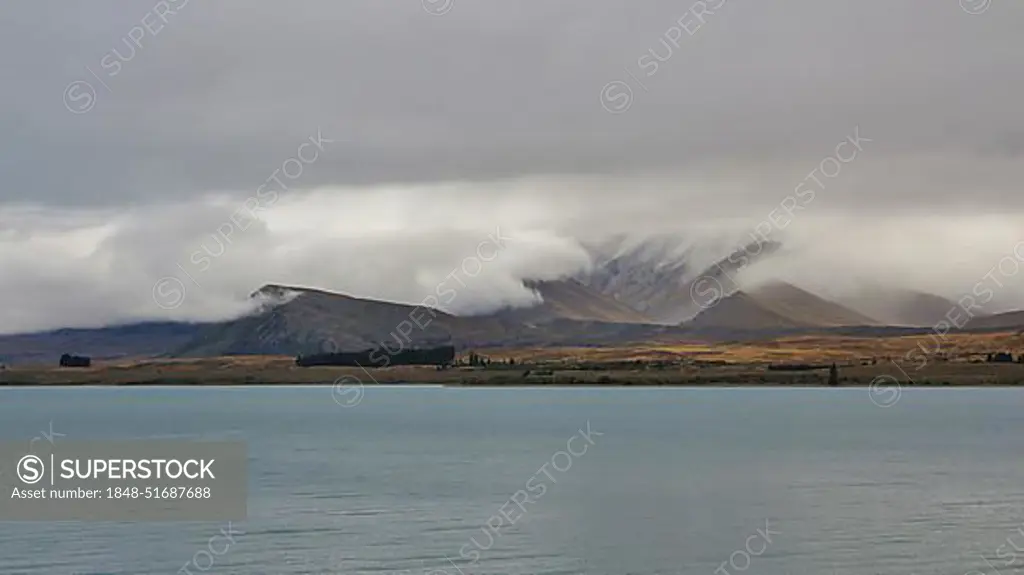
[1,386,1023,575]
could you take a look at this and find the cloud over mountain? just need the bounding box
[0,0,1022,332]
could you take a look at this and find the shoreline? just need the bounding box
[2,362,1023,387]
[4,332,1024,387]
[2,382,1024,388]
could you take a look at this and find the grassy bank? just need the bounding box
[3,330,1024,387]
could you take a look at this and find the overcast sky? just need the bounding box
[1,0,1023,333]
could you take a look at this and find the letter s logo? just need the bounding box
[63,81,97,114]
[17,455,45,484]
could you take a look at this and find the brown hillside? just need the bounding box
[750,283,881,327]
[836,286,963,327]
[496,279,654,324]
[969,310,1024,331]
[686,282,881,330]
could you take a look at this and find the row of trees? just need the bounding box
[986,352,1019,363]
[59,354,91,368]
[296,345,455,367]
[464,352,521,368]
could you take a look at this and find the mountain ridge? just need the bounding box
[3,236,1023,365]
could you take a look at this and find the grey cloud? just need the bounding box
[2,1,1024,332]
[3,185,1024,333]
[0,0,1021,208]
[0,191,593,333]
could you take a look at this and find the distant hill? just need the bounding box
[834,286,963,327]
[175,283,675,358]
[579,235,782,324]
[4,285,1018,366]
[746,283,882,327]
[0,322,206,366]
[967,310,1024,331]
[490,279,654,324]
[6,247,1020,366]
[685,290,803,330]
[685,282,881,330]
[0,283,708,364]
[579,235,694,319]
[177,284,469,357]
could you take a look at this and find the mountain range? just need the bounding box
[2,237,1022,365]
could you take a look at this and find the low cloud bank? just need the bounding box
[2,169,1024,334]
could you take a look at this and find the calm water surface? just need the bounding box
[1,387,1023,575]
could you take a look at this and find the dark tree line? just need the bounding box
[59,354,91,368]
[296,345,455,368]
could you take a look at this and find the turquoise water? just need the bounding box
[2,386,1024,575]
